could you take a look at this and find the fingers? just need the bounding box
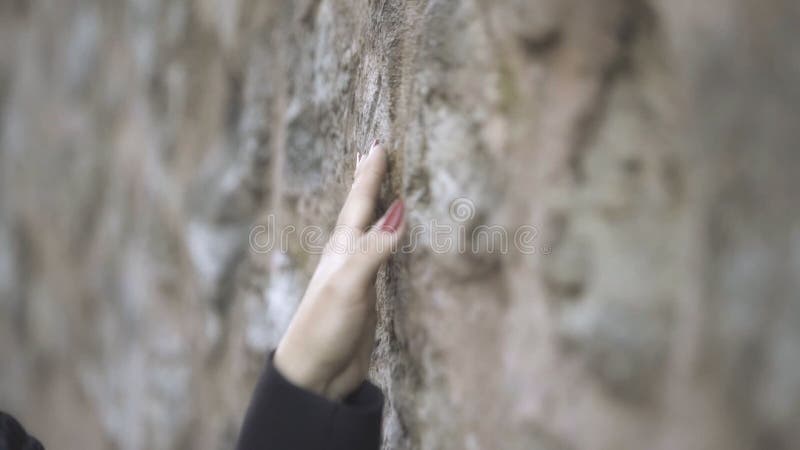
[357,199,406,272]
[337,140,387,232]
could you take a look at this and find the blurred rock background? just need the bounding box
[1,0,799,449]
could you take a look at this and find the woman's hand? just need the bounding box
[274,140,405,400]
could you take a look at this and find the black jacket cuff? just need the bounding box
[235,351,383,450]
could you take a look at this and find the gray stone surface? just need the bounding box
[1,0,799,449]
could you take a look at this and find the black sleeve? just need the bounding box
[0,412,45,450]
[235,352,384,450]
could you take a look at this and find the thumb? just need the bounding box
[358,199,406,271]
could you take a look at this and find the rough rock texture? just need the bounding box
[1,0,800,449]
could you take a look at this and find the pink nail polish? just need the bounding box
[380,199,404,232]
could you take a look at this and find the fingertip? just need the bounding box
[338,141,389,231]
[362,199,407,262]
[378,199,404,233]
[365,139,386,163]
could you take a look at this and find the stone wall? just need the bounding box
[1,0,799,449]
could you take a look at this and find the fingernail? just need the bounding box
[380,199,404,232]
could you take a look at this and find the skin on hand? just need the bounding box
[274,140,405,400]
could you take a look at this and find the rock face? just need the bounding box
[1,0,800,449]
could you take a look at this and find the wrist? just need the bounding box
[274,340,332,398]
